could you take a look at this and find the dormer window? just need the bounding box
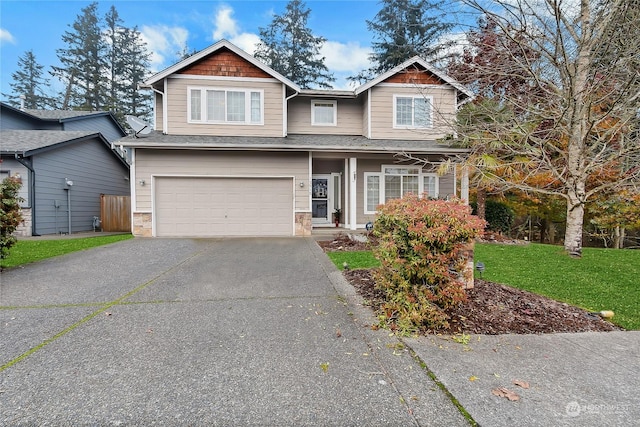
[393,95,432,128]
[311,99,337,126]
[188,87,263,125]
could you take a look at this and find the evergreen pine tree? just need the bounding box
[351,0,455,83]
[254,0,335,89]
[104,6,152,124]
[52,1,107,110]
[4,50,57,109]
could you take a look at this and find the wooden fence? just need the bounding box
[100,194,131,232]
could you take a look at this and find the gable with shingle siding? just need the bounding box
[177,49,272,79]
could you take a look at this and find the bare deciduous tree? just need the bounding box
[451,0,640,257]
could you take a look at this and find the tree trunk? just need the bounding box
[614,226,626,249]
[564,193,585,257]
[540,218,547,243]
[562,0,591,258]
[476,187,486,221]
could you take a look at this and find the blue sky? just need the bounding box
[0,0,389,99]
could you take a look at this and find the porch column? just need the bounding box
[461,166,469,203]
[349,157,357,230]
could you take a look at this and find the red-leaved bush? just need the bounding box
[372,195,486,333]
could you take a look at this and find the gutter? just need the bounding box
[114,141,470,155]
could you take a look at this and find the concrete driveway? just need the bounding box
[0,238,467,426]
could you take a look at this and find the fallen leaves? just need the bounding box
[491,379,531,401]
[491,387,520,401]
[320,362,329,373]
[512,379,530,389]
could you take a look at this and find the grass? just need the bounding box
[474,243,640,330]
[326,250,380,270]
[1,234,134,269]
[325,243,640,330]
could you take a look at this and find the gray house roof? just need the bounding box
[1,130,129,168]
[117,132,468,155]
[1,130,97,154]
[23,109,108,121]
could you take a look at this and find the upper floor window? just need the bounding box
[394,95,432,128]
[311,99,337,126]
[188,87,263,125]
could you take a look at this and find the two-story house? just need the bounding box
[120,40,472,238]
[0,102,130,236]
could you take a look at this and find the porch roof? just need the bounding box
[117,132,469,155]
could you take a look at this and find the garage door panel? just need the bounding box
[155,177,293,237]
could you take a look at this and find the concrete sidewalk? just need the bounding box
[0,237,467,426]
[405,330,640,426]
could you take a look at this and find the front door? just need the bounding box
[312,175,332,225]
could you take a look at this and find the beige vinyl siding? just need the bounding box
[287,97,363,135]
[154,92,164,132]
[165,77,284,136]
[369,85,457,140]
[134,149,309,212]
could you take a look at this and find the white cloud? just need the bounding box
[321,41,371,72]
[320,41,372,89]
[211,5,261,53]
[229,33,262,55]
[212,5,238,40]
[140,25,189,71]
[0,28,16,45]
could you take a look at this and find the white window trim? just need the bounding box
[364,172,382,215]
[187,86,264,125]
[364,166,439,214]
[311,99,337,126]
[393,94,433,129]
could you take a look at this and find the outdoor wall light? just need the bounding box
[139,179,146,186]
[299,181,305,187]
[65,178,74,187]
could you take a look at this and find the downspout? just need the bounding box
[148,84,166,134]
[14,154,36,236]
[284,88,299,137]
[66,186,72,234]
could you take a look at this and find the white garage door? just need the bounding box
[155,177,293,237]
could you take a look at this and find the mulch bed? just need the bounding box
[319,234,622,335]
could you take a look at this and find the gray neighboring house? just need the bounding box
[0,102,130,236]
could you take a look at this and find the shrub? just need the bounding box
[372,195,485,333]
[471,199,515,234]
[1,177,24,259]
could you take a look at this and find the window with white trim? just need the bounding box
[364,173,381,214]
[364,166,439,214]
[311,99,337,126]
[188,87,263,125]
[394,95,432,128]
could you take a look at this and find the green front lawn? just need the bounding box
[325,242,640,330]
[1,234,134,269]
[326,250,380,270]
[474,243,640,330]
